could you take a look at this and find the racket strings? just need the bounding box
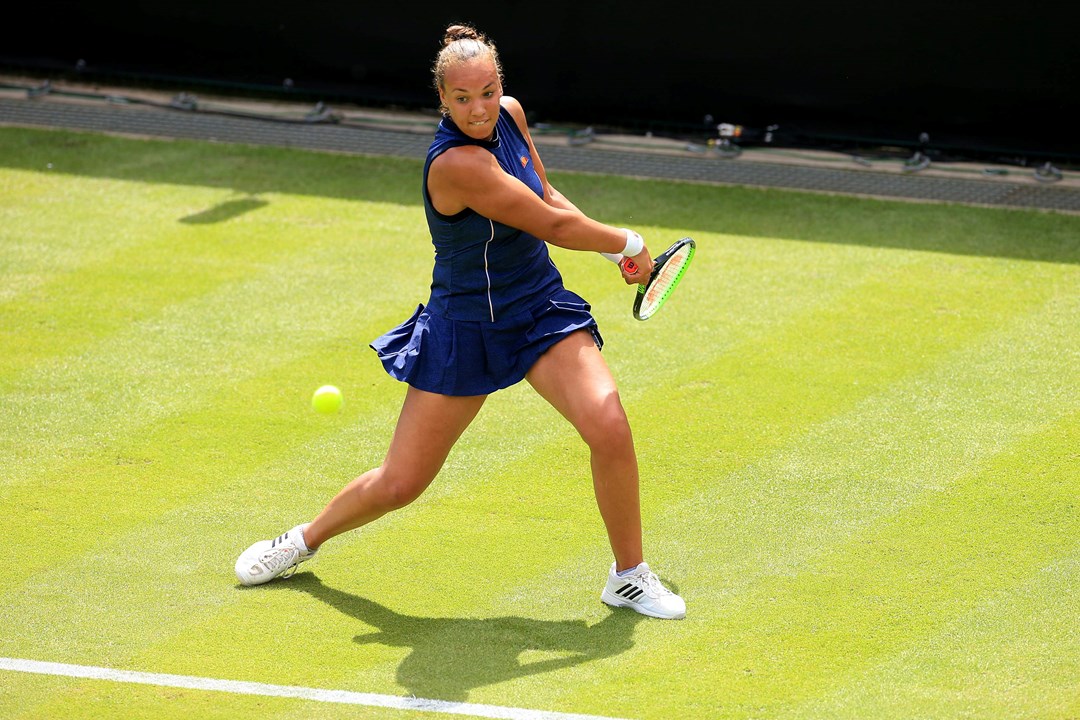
[641,251,691,313]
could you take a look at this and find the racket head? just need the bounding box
[632,237,695,320]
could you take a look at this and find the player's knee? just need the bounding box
[384,481,425,511]
[371,469,429,511]
[579,391,632,450]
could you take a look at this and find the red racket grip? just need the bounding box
[622,258,639,274]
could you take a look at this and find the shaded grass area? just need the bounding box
[1,127,1078,719]
[2,125,1079,263]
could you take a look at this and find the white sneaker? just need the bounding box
[601,562,686,619]
[235,524,316,586]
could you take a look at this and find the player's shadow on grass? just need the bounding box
[286,573,643,702]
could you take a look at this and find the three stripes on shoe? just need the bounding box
[613,582,645,602]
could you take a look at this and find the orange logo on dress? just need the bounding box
[520,155,529,168]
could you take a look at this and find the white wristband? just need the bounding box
[621,228,644,257]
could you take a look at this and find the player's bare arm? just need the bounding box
[428,144,635,258]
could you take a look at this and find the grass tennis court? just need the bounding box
[1,125,1078,719]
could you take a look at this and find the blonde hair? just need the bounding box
[432,24,504,112]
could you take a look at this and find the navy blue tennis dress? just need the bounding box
[369,106,603,396]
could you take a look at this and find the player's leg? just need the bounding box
[526,330,685,619]
[525,330,642,570]
[305,387,487,547]
[235,386,486,585]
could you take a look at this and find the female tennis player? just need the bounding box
[235,23,686,620]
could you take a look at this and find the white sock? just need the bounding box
[295,523,313,555]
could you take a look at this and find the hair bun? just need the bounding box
[444,24,483,46]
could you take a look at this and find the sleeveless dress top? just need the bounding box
[369,106,602,396]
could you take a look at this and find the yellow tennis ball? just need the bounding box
[311,385,343,414]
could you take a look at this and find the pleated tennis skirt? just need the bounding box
[370,288,603,396]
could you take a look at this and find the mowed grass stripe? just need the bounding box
[517,266,1076,715]
[830,551,1079,720]
[672,412,1079,719]
[644,249,1073,515]
[0,352,406,597]
[645,418,1077,720]
[0,191,429,487]
[0,128,423,206]
[553,276,1079,717]
[0,178,317,385]
[0,170,148,304]
[787,413,1080,720]
[640,254,1032,471]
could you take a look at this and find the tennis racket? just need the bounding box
[602,237,696,320]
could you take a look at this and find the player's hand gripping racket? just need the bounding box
[602,236,696,320]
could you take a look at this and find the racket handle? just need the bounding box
[599,252,638,274]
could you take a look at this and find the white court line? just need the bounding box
[0,657,629,720]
